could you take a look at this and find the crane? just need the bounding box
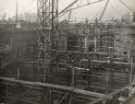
[36,0,105,82]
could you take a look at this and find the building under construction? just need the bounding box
[0,0,135,104]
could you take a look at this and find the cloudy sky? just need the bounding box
[0,0,134,20]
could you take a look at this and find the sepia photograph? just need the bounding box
[0,0,135,104]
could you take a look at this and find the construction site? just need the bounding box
[0,0,135,104]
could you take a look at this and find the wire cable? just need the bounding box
[118,0,134,12]
[59,0,105,17]
[98,0,110,21]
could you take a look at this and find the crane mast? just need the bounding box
[37,0,58,82]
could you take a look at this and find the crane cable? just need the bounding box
[118,0,134,12]
[98,0,110,21]
[64,0,105,14]
[58,0,79,16]
[59,0,105,17]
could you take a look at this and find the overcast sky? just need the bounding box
[0,0,134,20]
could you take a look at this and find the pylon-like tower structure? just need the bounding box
[37,0,58,82]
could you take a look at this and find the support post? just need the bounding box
[68,94,73,104]
[71,69,75,87]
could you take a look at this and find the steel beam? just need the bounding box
[0,77,104,98]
